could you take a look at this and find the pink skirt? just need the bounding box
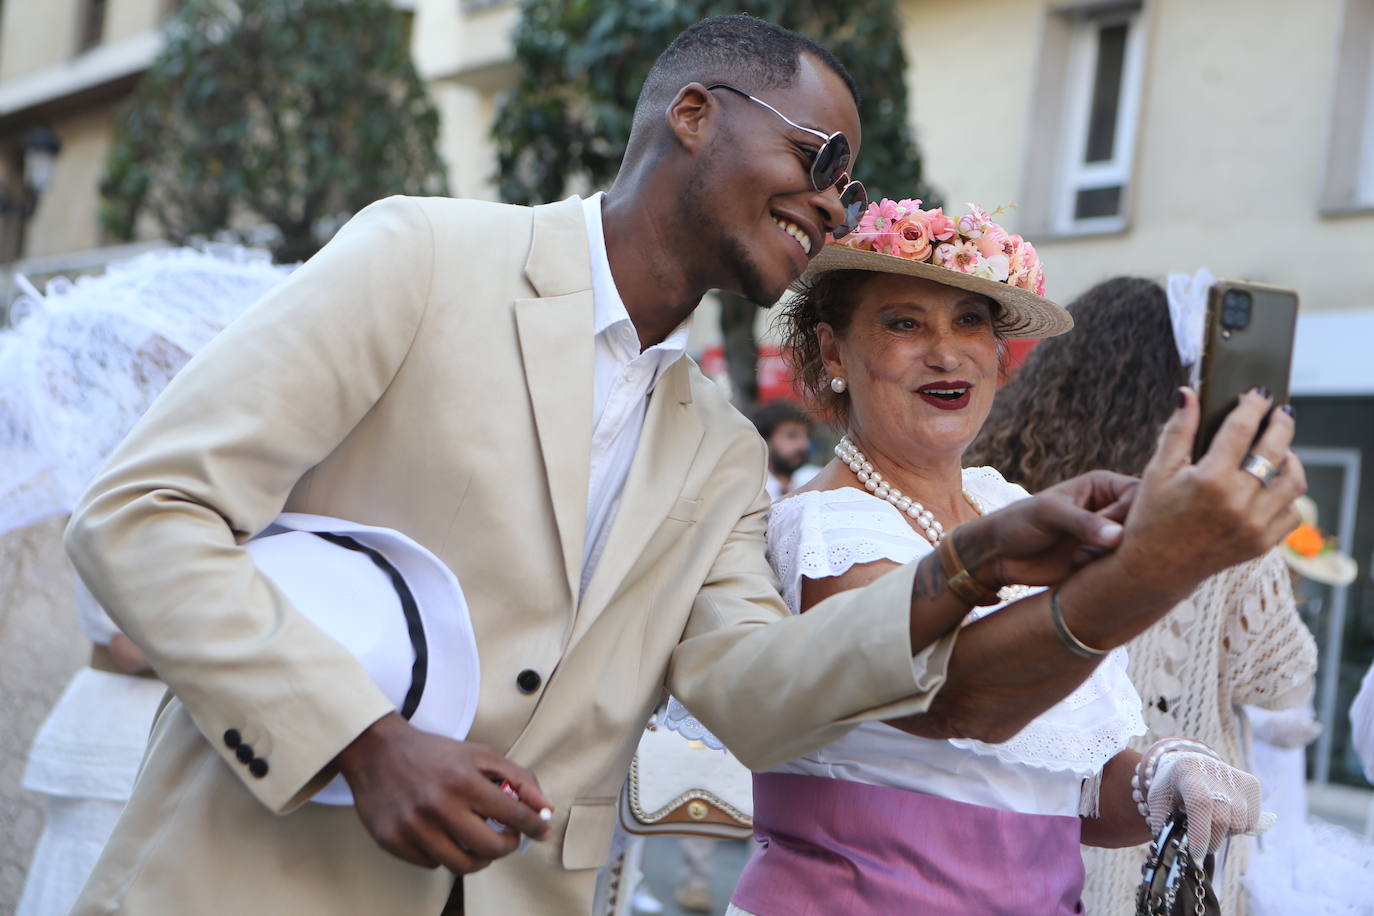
[731,772,1086,915]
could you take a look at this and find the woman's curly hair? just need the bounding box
[777,270,1007,429]
[964,276,1186,492]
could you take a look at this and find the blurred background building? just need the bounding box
[0,2,1370,904]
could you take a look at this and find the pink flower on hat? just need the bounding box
[891,198,923,219]
[935,239,983,273]
[957,204,994,239]
[843,199,904,255]
[974,225,1015,260]
[1008,237,1042,291]
[910,207,956,243]
[826,197,1048,298]
[891,213,934,261]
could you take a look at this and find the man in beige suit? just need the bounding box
[65,15,1303,915]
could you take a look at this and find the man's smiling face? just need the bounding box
[683,54,862,306]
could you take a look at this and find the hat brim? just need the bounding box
[253,513,481,805]
[792,244,1073,340]
[1284,549,1359,588]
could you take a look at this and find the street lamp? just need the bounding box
[0,126,62,265]
[22,127,62,199]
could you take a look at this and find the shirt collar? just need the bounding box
[582,193,691,358]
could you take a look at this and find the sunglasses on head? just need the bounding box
[705,83,868,240]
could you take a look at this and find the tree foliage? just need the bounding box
[101,0,449,263]
[493,0,936,208]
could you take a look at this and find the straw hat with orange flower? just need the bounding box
[1283,496,1358,587]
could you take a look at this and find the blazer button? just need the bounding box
[516,669,541,694]
[224,729,242,749]
[236,743,254,764]
[248,758,269,779]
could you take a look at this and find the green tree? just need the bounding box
[101,0,449,264]
[493,1,935,407]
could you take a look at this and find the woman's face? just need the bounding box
[820,272,1001,463]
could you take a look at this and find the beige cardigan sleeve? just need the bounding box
[1225,549,1318,710]
[64,197,435,813]
[665,440,955,772]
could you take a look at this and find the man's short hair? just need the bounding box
[633,15,859,137]
[751,400,813,441]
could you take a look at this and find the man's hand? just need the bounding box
[1116,387,1304,601]
[955,469,1138,589]
[335,712,553,874]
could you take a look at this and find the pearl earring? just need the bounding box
[830,377,847,394]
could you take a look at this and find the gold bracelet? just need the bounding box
[936,530,1001,607]
[1049,589,1109,659]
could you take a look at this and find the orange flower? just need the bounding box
[1286,523,1325,558]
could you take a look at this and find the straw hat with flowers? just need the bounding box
[1283,496,1358,587]
[795,199,1073,340]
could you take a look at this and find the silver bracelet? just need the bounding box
[1049,589,1108,659]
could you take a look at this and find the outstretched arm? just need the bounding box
[892,388,1304,743]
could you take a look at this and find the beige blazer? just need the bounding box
[66,196,954,915]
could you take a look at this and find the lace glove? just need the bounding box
[1250,706,1322,749]
[1134,739,1276,853]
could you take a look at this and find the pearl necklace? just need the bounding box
[835,436,963,545]
[835,437,1033,603]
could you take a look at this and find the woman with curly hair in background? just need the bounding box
[967,275,1319,915]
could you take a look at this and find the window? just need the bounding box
[77,0,107,53]
[1353,14,1374,205]
[1321,0,1374,213]
[1054,7,1146,233]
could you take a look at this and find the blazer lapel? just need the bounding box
[514,197,595,605]
[572,358,703,642]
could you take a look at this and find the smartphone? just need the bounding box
[1192,279,1299,462]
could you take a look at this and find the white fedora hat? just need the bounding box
[247,513,480,805]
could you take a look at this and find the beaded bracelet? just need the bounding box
[1131,738,1223,820]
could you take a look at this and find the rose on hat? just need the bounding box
[794,199,1072,340]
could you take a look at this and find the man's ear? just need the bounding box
[665,82,717,153]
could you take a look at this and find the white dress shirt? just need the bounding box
[580,193,690,597]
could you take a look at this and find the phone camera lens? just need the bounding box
[1221,289,1252,330]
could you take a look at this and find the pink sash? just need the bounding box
[731,772,1086,915]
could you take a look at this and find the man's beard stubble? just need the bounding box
[680,153,786,309]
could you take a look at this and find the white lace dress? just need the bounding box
[762,469,1145,817]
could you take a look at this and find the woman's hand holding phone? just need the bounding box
[1116,386,1304,603]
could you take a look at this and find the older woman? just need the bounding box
[726,202,1276,916]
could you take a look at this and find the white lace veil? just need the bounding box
[0,245,294,538]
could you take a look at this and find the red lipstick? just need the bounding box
[916,380,972,410]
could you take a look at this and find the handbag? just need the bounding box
[1136,809,1221,916]
[617,703,753,841]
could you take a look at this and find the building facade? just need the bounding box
[899,0,1374,788]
